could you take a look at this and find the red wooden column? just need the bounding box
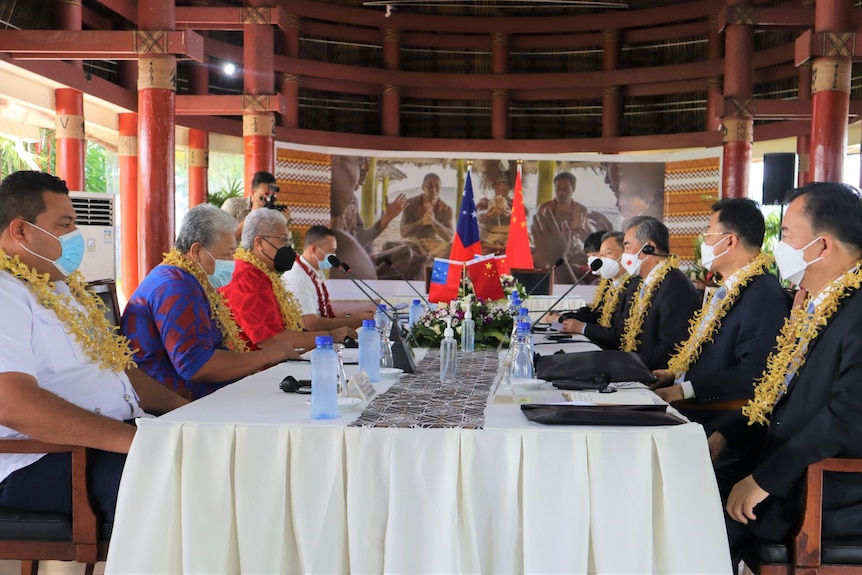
[188,129,208,208]
[118,113,139,300]
[243,3,276,191]
[53,0,82,69]
[797,63,812,186]
[601,29,621,138]
[491,33,508,140]
[382,28,401,137]
[280,15,300,130]
[137,0,177,277]
[720,0,754,199]
[705,16,723,131]
[54,88,85,191]
[809,0,853,183]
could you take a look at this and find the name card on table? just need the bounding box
[349,371,378,403]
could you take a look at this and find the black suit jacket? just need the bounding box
[721,286,862,541]
[583,276,641,349]
[632,267,700,370]
[686,273,789,404]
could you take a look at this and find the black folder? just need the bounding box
[520,404,686,426]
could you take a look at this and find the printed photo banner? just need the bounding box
[274,143,721,282]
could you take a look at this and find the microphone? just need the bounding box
[328,255,399,323]
[533,258,603,328]
[382,257,430,307]
[526,258,565,297]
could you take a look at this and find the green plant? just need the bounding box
[762,206,782,278]
[207,177,244,208]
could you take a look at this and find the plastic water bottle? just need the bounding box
[508,291,521,315]
[408,299,424,329]
[358,319,381,382]
[518,306,534,355]
[311,335,339,419]
[439,318,457,383]
[375,304,392,337]
[510,321,534,380]
[460,308,475,353]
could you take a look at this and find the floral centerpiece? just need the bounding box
[411,273,526,349]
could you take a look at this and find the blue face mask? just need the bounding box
[19,221,85,276]
[318,250,333,271]
[203,247,235,288]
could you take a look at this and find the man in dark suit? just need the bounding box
[650,198,788,414]
[559,231,641,349]
[618,216,700,370]
[713,183,862,569]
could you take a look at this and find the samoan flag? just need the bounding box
[428,258,463,303]
[448,170,482,262]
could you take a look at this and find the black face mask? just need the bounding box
[262,239,296,273]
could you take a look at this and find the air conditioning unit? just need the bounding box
[69,191,115,282]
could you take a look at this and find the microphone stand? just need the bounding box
[533,261,603,328]
[525,259,564,298]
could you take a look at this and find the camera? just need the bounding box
[264,185,287,212]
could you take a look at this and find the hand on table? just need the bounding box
[329,327,356,342]
[650,369,675,389]
[726,474,769,524]
[561,318,585,334]
[266,340,302,363]
[654,384,684,404]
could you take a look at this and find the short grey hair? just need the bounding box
[241,208,288,250]
[601,230,625,248]
[175,204,237,253]
[625,215,669,255]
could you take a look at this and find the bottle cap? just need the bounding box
[444,317,454,338]
[413,299,421,305]
[378,304,386,311]
[464,309,472,319]
[315,335,334,346]
[362,319,375,329]
[519,306,529,315]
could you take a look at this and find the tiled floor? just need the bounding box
[0,560,104,575]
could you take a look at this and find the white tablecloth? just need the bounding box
[106,346,731,574]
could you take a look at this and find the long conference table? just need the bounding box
[105,340,731,574]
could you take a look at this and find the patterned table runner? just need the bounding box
[349,350,500,429]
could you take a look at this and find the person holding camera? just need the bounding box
[222,171,290,240]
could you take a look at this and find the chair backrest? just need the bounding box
[511,268,554,296]
[86,280,120,328]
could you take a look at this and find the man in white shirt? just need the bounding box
[281,225,374,331]
[0,170,186,522]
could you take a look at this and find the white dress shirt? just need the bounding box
[0,272,145,482]
[281,255,326,316]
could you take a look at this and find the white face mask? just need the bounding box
[773,236,823,286]
[700,235,730,271]
[587,256,599,269]
[598,257,621,279]
[621,245,646,276]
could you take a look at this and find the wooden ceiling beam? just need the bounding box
[176,94,286,115]
[795,29,862,66]
[175,6,291,32]
[94,0,137,26]
[0,30,204,61]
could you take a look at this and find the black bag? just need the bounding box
[535,350,657,385]
[520,404,685,426]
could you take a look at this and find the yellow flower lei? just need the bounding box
[161,249,249,353]
[620,255,679,352]
[233,247,304,331]
[0,249,136,372]
[667,251,774,377]
[597,274,633,328]
[743,265,862,426]
[590,278,612,313]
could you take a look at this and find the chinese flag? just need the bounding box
[466,255,505,301]
[495,254,511,276]
[449,170,482,262]
[428,258,463,303]
[505,164,534,269]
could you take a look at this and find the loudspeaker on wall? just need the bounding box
[763,153,797,205]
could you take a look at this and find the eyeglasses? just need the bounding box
[261,235,293,247]
[699,231,731,242]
